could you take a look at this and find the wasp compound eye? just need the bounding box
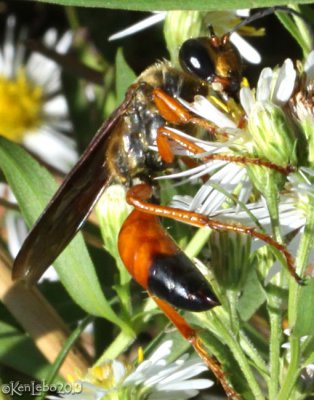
[179,38,216,82]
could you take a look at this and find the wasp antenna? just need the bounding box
[207,24,215,37]
[228,6,310,36]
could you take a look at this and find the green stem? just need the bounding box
[264,184,283,400]
[65,6,80,31]
[268,304,282,400]
[290,4,313,54]
[96,330,134,363]
[227,289,240,336]
[36,316,93,400]
[277,336,301,400]
[239,332,269,382]
[279,201,314,399]
[184,227,211,258]
[212,312,265,400]
[288,202,314,327]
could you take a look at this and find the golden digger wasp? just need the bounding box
[11,6,307,398]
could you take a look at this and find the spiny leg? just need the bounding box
[156,125,295,175]
[152,87,294,175]
[152,87,218,133]
[153,296,240,400]
[126,184,303,284]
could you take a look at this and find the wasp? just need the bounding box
[12,7,304,398]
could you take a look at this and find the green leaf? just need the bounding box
[33,0,309,11]
[276,8,312,56]
[115,48,136,105]
[0,137,134,336]
[0,321,50,380]
[294,280,314,336]
[238,269,266,321]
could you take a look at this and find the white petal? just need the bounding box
[236,9,250,17]
[160,378,213,391]
[190,164,246,215]
[56,31,72,53]
[5,211,28,257]
[272,59,296,105]
[230,32,261,64]
[148,340,172,363]
[111,360,127,383]
[108,12,166,41]
[39,266,59,282]
[239,86,254,116]
[26,54,61,94]
[186,96,237,129]
[160,361,208,384]
[304,50,314,83]
[43,94,70,118]
[256,67,272,102]
[23,129,78,173]
[43,28,58,47]
[2,15,16,77]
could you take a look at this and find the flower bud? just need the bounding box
[96,184,132,282]
[249,101,298,167]
[164,11,203,65]
[209,230,251,291]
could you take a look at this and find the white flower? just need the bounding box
[49,340,214,400]
[0,15,79,281]
[0,15,78,173]
[0,182,59,281]
[108,10,261,65]
[240,58,297,110]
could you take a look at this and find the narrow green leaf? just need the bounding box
[238,269,266,321]
[276,10,312,56]
[37,317,93,400]
[294,280,314,336]
[33,0,310,12]
[115,48,136,105]
[0,137,133,336]
[0,321,50,379]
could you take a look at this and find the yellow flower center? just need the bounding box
[0,69,43,142]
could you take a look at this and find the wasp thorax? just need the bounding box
[106,84,166,184]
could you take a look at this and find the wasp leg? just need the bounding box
[152,87,217,132]
[117,203,240,395]
[153,296,240,400]
[126,183,303,285]
[156,126,295,175]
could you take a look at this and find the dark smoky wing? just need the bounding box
[12,95,132,284]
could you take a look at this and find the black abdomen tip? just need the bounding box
[148,252,219,311]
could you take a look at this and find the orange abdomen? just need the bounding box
[118,209,219,311]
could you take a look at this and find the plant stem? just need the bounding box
[279,200,314,399]
[277,336,300,400]
[268,302,282,400]
[96,331,133,363]
[213,312,265,400]
[288,201,314,327]
[36,316,93,400]
[264,183,283,400]
[227,289,240,336]
[239,332,269,382]
[184,227,211,258]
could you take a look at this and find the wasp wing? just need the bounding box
[12,89,134,283]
